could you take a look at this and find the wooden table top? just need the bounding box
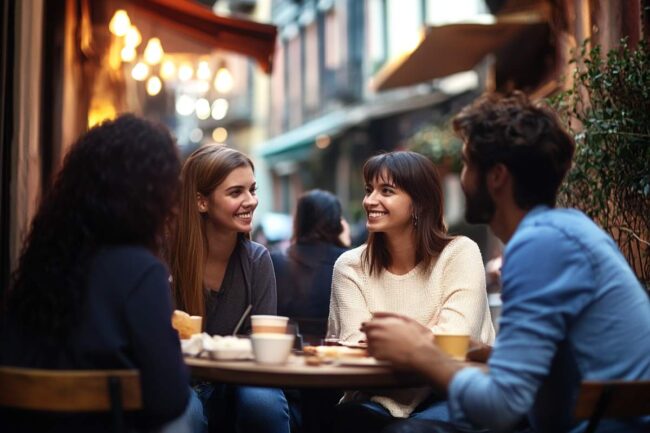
[185,355,428,389]
[186,355,485,389]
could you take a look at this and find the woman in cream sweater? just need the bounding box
[328,151,494,432]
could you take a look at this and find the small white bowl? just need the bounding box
[251,333,294,365]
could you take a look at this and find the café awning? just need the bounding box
[371,19,548,91]
[260,90,451,164]
[131,0,277,73]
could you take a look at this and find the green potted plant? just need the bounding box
[406,123,463,176]
[552,38,650,288]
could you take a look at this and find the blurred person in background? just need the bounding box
[271,189,350,432]
[330,151,494,433]
[0,115,192,433]
[166,144,290,433]
[271,189,350,341]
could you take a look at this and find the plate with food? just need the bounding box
[335,357,390,367]
[302,345,388,367]
[339,340,368,349]
[181,333,253,360]
[303,345,368,359]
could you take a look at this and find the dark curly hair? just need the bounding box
[6,114,180,340]
[452,91,575,209]
[291,189,345,248]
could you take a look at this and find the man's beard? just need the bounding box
[464,180,495,224]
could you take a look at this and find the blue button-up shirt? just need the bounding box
[448,206,650,432]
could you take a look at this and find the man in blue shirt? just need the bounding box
[362,92,650,433]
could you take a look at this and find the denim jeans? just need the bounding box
[334,394,497,433]
[193,383,290,433]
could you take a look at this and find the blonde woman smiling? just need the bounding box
[167,144,289,433]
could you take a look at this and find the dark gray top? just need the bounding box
[204,237,277,336]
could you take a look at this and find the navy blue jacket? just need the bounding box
[1,246,189,432]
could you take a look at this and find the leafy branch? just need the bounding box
[553,38,650,288]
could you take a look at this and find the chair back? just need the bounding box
[0,366,142,433]
[574,380,650,433]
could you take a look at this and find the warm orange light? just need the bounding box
[143,38,164,65]
[125,26,142,47]
[131,62,149,81]
[120,46,136,62]
[160,60,176,80]
[212,127,228,143]
[197,61,212,81]
[214,66,233,93]
[109,10,131,36]
[146,76,162,96]
[88,102,117,128]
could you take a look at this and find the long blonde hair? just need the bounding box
[167,144,254,315]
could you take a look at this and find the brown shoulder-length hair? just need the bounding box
[362,151,452,276]
[167,144,254,316]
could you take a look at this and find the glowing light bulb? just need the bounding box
[214,66,233,93]
[197,61,212,81]
[120,46,136,62]
[212,127,228,143]
[190,128,204,143]
[131,62,149,81]
[195,98,211,120]
[211,98,229,120]
[160,60,176,80]
[146,76,162,96]
[125,26,142,47]
[176,95,195,116]
[143,37,164,65]
[109,10,131,36]
[178,63,193,82]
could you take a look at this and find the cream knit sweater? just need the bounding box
[327,236,495,418]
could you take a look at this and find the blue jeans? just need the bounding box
[359,398,451,422]
[334,396,456,433]
[193,383,290,433]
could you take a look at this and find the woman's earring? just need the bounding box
[412,213,418,227]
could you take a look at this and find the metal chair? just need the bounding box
[574,380,650,433]
[0,366,142,433]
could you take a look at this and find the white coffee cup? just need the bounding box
[251,334,294,365]
[250,315,289,335]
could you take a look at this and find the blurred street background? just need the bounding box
[2,0,647,292]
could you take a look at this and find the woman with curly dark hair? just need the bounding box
[1,114,192,433]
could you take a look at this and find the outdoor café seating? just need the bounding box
[574,380,650,433]
[0,366,142,433]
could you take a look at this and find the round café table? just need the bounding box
[186,355,485,433]
[185,355,429,389]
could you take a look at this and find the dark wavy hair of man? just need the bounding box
[453,91,575,209]
[6,114,181,341]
